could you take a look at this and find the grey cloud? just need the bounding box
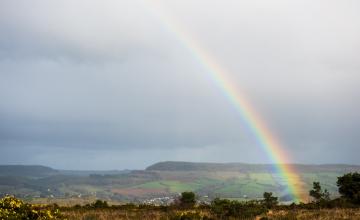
[0,0,359,169]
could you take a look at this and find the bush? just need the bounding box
[91,199,109,208]
[178,192,196,208]
[0,195,63,219]
[309,182,330,203]
[210,198,266,218]
[262,192,278,208]
[337,172,360,204]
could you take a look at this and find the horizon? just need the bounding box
[1,160,360,171]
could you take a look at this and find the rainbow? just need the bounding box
[144,1,304,202]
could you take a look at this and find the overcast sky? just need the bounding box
[0,0,359,170]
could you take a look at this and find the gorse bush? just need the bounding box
[0,195,63,220]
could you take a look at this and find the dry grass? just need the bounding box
[64,209,174,220]
[263,208,360,220]
[62,208,360,220]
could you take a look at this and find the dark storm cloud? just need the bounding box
[0,0,360,169]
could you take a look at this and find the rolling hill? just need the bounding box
[0,162,359,203]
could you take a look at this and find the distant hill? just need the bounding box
[58,170,130,176]
[146,161,360,173]
[146,161,261,172]
[0,165,58,178]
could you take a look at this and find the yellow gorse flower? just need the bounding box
[0,196,63,219]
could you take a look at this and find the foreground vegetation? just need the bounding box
[1,172,360,219]
[0,196,62,219]
[62,208,360,220]
[2,195,360,219]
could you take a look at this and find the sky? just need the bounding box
[0,0,359,170]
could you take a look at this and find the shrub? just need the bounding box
[210,198,266,218]
[337,172,360,204]
[262,192,278,208]
[309,182,330,203]
[178,192,196,208]
[0,195,63,219]
[91,199,109,208]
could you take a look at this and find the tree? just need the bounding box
[263,192,278,208]
[309,182,330,202]
[91,199,109,208]
[337,172,360,203]
[179,191,196,207]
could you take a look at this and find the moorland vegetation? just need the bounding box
[1,172,360,219]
